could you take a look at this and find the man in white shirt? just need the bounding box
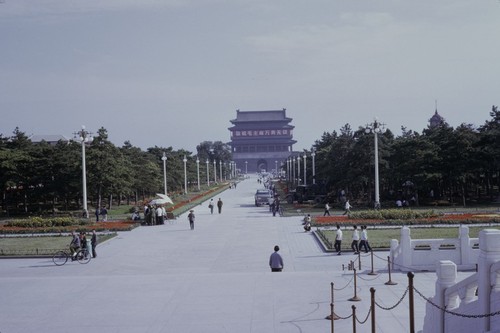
[334,225,343,255]
[351,225,360,254]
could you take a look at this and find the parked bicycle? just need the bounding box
[52,248,91,266]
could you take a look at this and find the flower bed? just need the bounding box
[313,212,500,226]
[0,220,138,234]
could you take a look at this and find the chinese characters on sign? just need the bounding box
[231,129,292,137]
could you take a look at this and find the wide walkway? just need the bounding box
[0,175,469,333]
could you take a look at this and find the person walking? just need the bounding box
[187,210,195,230]
[351,225,360,254]
[95,208,100,222]
[91,230,98,258]
[217,198,223,214]
[323,202,331,216]
[101,206,108,221]
[359,225,372,253]
[208,199,214,214]
[334,225,343,255]
[69,231,81,260]
[342,200,352,215]
[269,245,284,272]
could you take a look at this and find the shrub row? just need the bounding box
[348,209,441,220]
[4,217,84,228]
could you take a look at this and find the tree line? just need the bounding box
[0,127,231,216]
[307,106,500,207]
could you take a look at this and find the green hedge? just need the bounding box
[5,217,84,228]
[348,209,441,220]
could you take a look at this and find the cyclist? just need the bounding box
[69,232,81,260]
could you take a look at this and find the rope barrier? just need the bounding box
[375,286,409,311]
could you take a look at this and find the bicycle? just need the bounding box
[52,248,91,266]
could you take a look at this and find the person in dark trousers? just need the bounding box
[69,231,81,260]
[269,245,284,272]
[334,225,343,255]
[323,203,331,216]
[95,208,100,222]
[217,198,223,214]
[359,225,372,253]
[91,230,98,258]
[188,210,195,230]
[208,199,214,214]
[351,225,360,254]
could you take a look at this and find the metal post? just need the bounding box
[219,160,222,182]
[161,152,168,195]
[297,155,301,185]
[311,149,316,185]
[183,155,188,194]
[408,272,415,333]
[352,305,357,333]
[358,252,361,270]
[206,159,210,186]
[374,129,380,209]
[303,153,307,186]
[196,158,200,191]
[370,287,376,333]
[213,160,217,183]
[368,250,377,275]
[385,256,398,285]
[348,269,361,301]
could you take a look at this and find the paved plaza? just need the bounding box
[0,175,472,333]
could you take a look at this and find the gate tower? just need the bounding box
[228,109,296,173]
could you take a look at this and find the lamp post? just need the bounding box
[161,152,168,195]
[74,125,92,218]
[206,159,210,186]
[245,161,248,174]
[303,153,307,186]
[297,155,301,185]
[213,160,217,183]
[183,155,188,194]
[365,118,386,209]
[292,157,296,185]
[275,160,278,176]
[311,148,316,185]
[219,160,223,182]
[196,157,200,191]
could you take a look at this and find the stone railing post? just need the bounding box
[477,229,500,332]
[459,225,470,266]
[422,260,456,333]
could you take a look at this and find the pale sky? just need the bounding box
[1,0,499,152]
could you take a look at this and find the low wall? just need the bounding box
[390,226,479,272]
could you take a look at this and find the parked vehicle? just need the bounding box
[255,189,273,206]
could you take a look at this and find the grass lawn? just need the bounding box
[0,233,116,256]
[318,226,500,250]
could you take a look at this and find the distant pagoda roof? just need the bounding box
[230,109,292,123]
[29,134,70,144]
[429,110,445,128]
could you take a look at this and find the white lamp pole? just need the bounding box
[161,152,168,195]
[365,118,385,209]
[303,153,307,186]
[183,155,188,194]
[292,157,296,185]
[213,160,217,183]
[219,160,223,181]
[297,155,301,185]
[196,157,200,191]
[311,148,316,185]
[206,159,210,186]
[74,125,92,218]
[245,161,248,174]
